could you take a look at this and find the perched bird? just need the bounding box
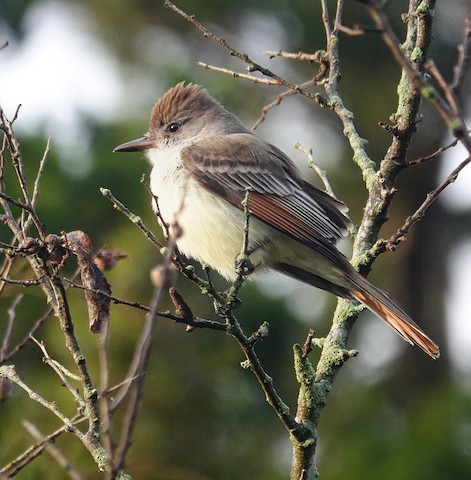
[114,82,439,359]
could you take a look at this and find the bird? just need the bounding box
[114,81,439,359]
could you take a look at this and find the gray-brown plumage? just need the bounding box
[115,82,440,359]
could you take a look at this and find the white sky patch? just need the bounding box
[350,314,403,383]
[446,241,471,378]
[258,271,328,321]
[235,11,289,65]
[256,100,345,181]
[439,129,471,376]
[439,138,471,211]
[0,0,124,176]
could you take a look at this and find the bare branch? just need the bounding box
[363,1,471,151]
[2,306,53,363]
[1,414,85,477]
[100,187,163,249]
[321,0,377,188]
[22,421,84,480]
[64,276,226,329]
[97,317,114,474]
[0,107,45,238]
[451,8,471,97]
[164,0,319,102]
[112,260,173,473]
[197,62,279,85]
[252,76,326,130]
[294,143,336,198]
[228,312,300,433]
[353,0,471,270]
[1,294,23,361]
[1,267,83,363]
[264,50,325,62]
[373,153,471,255]
[0,365,81,435]
[0,191,35,214]
[30,336,85,406]
[32,138,51,207]
[407,137,460,166]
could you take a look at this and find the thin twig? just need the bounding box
[22,421,84,480]
[0,107,45,238]
[32,138,51,207]
[100,188,163,249]
[30,335,85,408]
[1,294,23,361]
[226,312,303,436]
[112,177,193,474]
[364,0,471,150]
[320,0,332,38]
[425,60,461,120]
[97,316,114,474]
[1,266,84,362]
[64,277,149,311]
[336,23,366,36]
[21,137,51,236]
[294,143,336,197]
[63,276,225,329]
[0,248,15,295]
[322,0,377,188]
[0,191,36,214]
[221,191,253,310]
[372,153,471,255]
[451,8,471,97]
[240,190,251,266]
[112,242,175,473]
[252,75,326,130]
[103,185,219,302]
[0,365,81,435]
[0,414,85,477]
[407,137,460,165]
[3,306,53,362]
[0,276,42,286]
[164,0,318,102]
[264,50,324,62]
[197,62,279,85]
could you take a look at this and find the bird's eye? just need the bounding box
[168,123,181,133]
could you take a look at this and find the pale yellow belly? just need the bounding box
[153,174,276,280]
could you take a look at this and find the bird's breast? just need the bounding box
[149,158,275,280]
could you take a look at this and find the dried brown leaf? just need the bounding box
[65,231,112,333]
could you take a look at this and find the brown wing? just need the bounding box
[181,134,440,359]
[181,133,352,250]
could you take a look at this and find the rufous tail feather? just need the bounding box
[352,289,440,359]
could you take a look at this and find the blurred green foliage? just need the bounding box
[1,1,470,479]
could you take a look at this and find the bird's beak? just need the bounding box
[113,136,154,153]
